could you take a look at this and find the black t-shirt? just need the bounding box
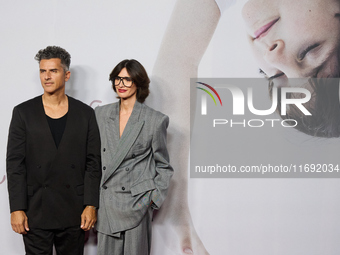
[46,113,68,148]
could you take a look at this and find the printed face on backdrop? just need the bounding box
[115,68,137,100]
[39,58,70,94]
[242,0,340,85]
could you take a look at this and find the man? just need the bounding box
[6,46,101,255]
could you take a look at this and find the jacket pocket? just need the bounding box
[130,179,156,196]
[127,146,148,160]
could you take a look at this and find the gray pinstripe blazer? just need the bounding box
[95,101,173,236]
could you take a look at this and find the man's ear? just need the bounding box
[65,70,71,82]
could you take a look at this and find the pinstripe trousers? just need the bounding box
[97,208,153,255]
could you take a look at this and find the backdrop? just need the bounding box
[1,1,340,255]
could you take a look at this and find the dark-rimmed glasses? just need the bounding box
[114,76,133,88]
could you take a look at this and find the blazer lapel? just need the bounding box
[105,102,120,158]
[103,101,145,184]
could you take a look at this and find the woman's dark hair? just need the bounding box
[269,78,340,138]
[266,12,340,138]
[109,59,150,103]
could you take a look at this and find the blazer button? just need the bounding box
[71,164,75,169]
[103,166,106,170]
[103,148,106,152]
[102,185,107,190]
[132,154,136,158]
[122,187,125,190]
[37,165,41,169]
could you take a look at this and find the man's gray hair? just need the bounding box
[35,46,71,72]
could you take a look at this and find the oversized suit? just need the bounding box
[95,100,173,252]
[6,95,101,230]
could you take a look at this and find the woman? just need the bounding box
[242,0,340,81]
[95,59,173,255]
[241,0,340,137]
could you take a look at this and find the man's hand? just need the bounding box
[11,210,29,234]
[80,206,97,231]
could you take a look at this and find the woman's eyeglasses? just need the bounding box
[114,76,133,87]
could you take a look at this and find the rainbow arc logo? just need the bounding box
[196,82,222,115]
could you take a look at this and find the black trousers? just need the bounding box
[23,226,85,255]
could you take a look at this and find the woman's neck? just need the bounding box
[120,96,136,114]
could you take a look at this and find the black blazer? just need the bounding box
[6,96,101,229]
